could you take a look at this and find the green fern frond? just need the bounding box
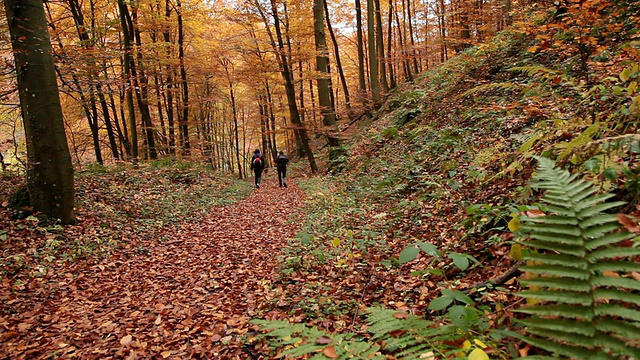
[509,65,559,77]
[516,157,640,359]
[252,319,384,359]
[461,82,524,97]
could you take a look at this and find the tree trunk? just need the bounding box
[355,0,367,103]
[323,0,351,112]
[387,0,397,89]
[118,0,138,160]
[5,0,76,224]
[367,0,381,107]
[373,0,389,92]
[176,0,190,157]
[314,0,342,163]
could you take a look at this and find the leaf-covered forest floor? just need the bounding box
[1,165,312,358]
[2,5,640,357]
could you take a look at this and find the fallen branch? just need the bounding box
[462,260,525,294]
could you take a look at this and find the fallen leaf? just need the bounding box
[154,315,162,325]
[17,323,31,331]
[525,210,545,217]
[161,350,172,358]
[602,270,619,278]
[315,336,332,344]
[392,312,410,319]
[389,329,407,337]
[617,214,640,233]
[322,345,337,359]
[120,334,132,346]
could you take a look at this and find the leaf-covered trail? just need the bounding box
[1,178,306,359]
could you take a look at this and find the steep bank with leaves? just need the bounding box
[257,3,640,358]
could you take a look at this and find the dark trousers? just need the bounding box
[277,167,287,187]
[254,168,263,187]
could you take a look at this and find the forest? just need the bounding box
[1,0,640,358]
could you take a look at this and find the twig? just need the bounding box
[350,270,375,332]
[462,260,525,294]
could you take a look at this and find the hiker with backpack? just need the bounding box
[275,151,289,188]
[250,149,265,188]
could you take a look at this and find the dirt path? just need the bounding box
[1,176,306,359]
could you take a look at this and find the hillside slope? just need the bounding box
[264,2,640,358]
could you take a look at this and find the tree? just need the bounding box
[4,0,76,224]
[367,0,381,107]
[314,0,342,165]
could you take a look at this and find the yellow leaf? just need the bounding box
[620,68,631,81]
[570,153,581,165]
[509,244,523,260]
[462,340,472,349]
[469,348,490,360]
[473,339,487,348]
[331,238,341,247]
[120,334,132,346]
[508,217,521,232]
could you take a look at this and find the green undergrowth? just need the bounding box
[261,9,640,358]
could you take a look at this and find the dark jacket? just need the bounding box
[276,154,289,169]
[251,153,264,170]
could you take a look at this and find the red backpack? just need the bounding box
[253,155,262,168]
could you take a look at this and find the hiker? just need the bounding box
[275,150,289,188]
[250,149,265,188]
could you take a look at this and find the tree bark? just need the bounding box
[354,0,368,105]
[176,0,190,156]
[5,0,76,224]
[367,0,381,107]
[314,0,342,161]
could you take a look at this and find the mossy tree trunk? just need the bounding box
[4,0,76,224]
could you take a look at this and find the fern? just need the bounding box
[461,82,525,97]
[252,319,384,359]
[253,307,466,359]
[514,157,640,359]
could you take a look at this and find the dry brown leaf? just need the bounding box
[322,345,337,359]
[392,312,410,319]
[120,334,132,346]
[617,214,640,233]
[315,336,332,345]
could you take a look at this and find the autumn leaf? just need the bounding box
[316,336,332,344]
[120,335,132,346]
[322,345,337,359]
[469,348,490,360]
[389,329,408,337]
[393,312,410,319]
[617,214,640,233]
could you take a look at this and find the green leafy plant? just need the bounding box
[511,156,640,359]
[254,307,479,359]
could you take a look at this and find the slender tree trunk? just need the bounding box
[314,0,342,162]
[355,0,367,103]
[367,0,381,107]
[118,0,138,160]
[176,0,190,156]
[407,0,420,74]
[387,0,397,88]
[5,0,76,223]
[373,0,389,92]
[323,0,351,112]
